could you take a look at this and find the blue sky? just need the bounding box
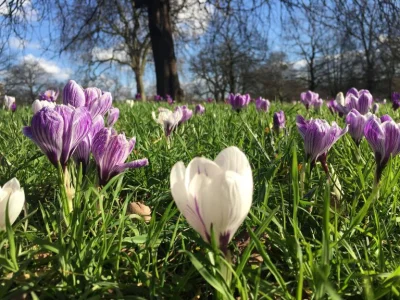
[4,1,294,95]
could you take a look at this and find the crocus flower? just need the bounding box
[152,107,183,137]
[11,102,16,112]
[166,95,174,105]
[23,105,92,169]
[86,91,112,119]
[345,109,371,145]
[107,107,119,127]
[327,99,338,114]
[344,88,373,115]
[63,80,86,108]
[300,91,319,110]
[4,96,16,111]
[207,97,213,103]
[39,90,59,102]
[92,128,148,186]
[273,111,285,132]
[228,93,250,112]
[336,92,345,106]
[364,115,400,182]
[154,95,162,102]
[296,115,348,172]
[312,97,324,110]
[176,106,193,123]
[255,97,270,112]
[126,100,135,107]
[195,104,205,115]
[32,99,56,114]
[170,146,253,254]
[73,115,104,172]
[0,178,25,230]
[84,87,102,107]
[135,93,142,100]
[392,92,400,111]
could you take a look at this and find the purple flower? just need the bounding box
[392,92,400,111]
[312,97,323,110]
[176,105,193,123]
[63,80,86,108]
[255,97,270,112]
[92,128,149,186]
[107,107,119,127]
[39,90,59,102]
[4,95,16,111]
[345,109,371,145]
[300,91,319,110]
[23,105,92,169]
[296,115,348,172]
[135,93,142,100]
[344,88,373,115]
[364,115,400,182]
[228,93,250,111]
[11,102,16,112]
[326,99,338,114]
[273,111,285,131]
[152,107,183,137]
[166,94,174,105]
[73,115,104,172]
[195,104,205,115]
[207,97,213,103]
[84,87,102,107]
[154,95,162,102]
[86,91,112,119]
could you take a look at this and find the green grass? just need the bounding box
[1,101,400,299]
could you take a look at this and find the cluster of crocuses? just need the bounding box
[153,94,174,104]
[152,103,206,137]
[326,88,374,116]
[3,95,17,112]
[297,103,400,184]
[23,80,149,211]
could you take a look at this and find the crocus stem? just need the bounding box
[57,164,70,225]
[328,165,342,204]
[64,168,75,212]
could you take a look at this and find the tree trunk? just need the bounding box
[147,0,184,101]
[134,69,146,102]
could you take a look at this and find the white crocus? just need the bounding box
[0,178,25,230]
[126,99,135,107]
[170,146,253,253]
[336,92,345,106]
[32,99,56,114]
[152,107,183,136]
[4,95,16,110]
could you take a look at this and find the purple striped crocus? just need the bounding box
[176,106,193,123]
[296,115,348,172]
[39,90,59,102]
[312,97,323,110]
[84,87,102,107]
[107,107,119,127]
[23,105,92,169]
[326,99,338,114]
[63,80,86,108]
[364,115,400,182]
[344,88,373,115]
[92,128,149,186]
[195,104,205,115]
[228,93,250,112]
[345,109,371,145]
[154,95,162,102]
[300,91,319,110]
[273,111,285,132]
[255,97,270,112]
[73,115,104,172]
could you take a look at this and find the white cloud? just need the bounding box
[292,59,307,70]
[22,54,72,81]
[92,46,130,64]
